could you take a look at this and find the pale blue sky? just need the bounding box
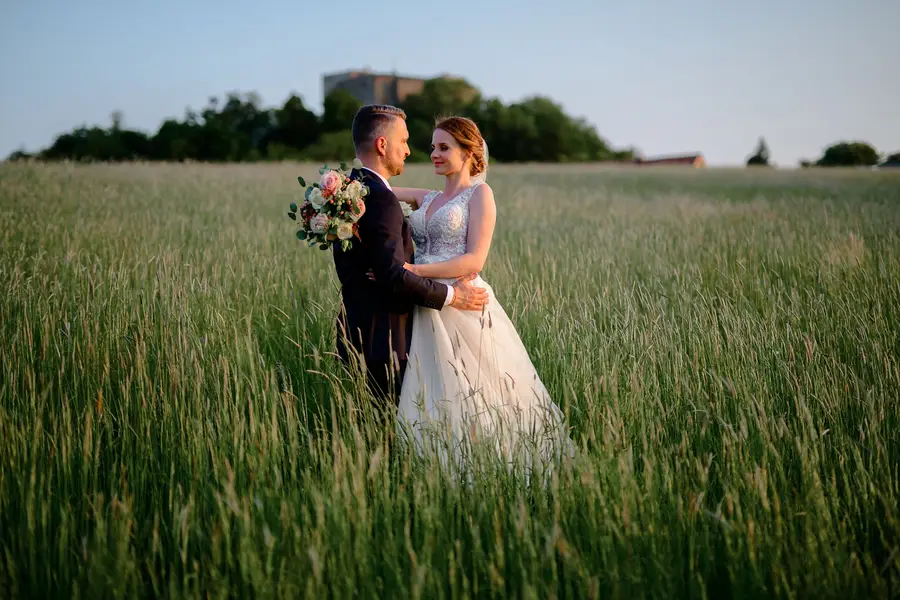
[1,0,897,166]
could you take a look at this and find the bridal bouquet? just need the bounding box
[288,159,368,252]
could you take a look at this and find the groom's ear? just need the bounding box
[374,135,388,156]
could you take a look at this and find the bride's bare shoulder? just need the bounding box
[470,182,495,204]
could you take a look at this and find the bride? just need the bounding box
[390,116,575,479]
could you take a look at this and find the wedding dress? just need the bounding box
[397,183,575,480]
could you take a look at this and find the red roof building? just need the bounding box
[633,153,706,167]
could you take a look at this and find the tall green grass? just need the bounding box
[1,161,898,598]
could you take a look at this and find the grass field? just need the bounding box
[1,161,899,598]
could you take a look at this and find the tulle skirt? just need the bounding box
[396,275,575,481]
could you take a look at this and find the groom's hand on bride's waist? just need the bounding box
[364,270,487,311]
[449,273,488,311]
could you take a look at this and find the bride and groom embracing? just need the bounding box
[332,104,574,476]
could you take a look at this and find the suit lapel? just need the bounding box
[350,168,412,258]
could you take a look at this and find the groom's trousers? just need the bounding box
[335,309,409,430]
[365,358,407,406]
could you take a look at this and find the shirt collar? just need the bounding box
[361,167,392,191]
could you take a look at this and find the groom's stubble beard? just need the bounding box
[385,152,405,177]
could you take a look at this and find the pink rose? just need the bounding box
[350,198,366,222]
[310,213,330,234]
[320,171,341,197]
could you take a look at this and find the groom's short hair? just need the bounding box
[352,105,406,153]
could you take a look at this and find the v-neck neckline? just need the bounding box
[424,184,474,227]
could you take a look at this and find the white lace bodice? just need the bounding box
[408,184,481,264]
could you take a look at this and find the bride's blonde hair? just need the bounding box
[434,116,486,177]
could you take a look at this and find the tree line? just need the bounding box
[746,137,899,168]
[7,76,895,168]
[5,78,637,165]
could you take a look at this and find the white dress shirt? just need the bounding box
[361,167,454,307]
[361,166,392,190]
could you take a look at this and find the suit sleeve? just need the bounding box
[359,189,449,310]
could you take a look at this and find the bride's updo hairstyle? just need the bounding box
[434,116,486,177]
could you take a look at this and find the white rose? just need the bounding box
[400,201,413,218]
[336,222,354,240]
[310,213,329,234]
[309,187,325,209]
[346,180,363,200]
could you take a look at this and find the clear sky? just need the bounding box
[1,0,897,166]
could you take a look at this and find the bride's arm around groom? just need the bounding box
[392,187,430,209]
[356,173,489,312]
[358,182,446,308]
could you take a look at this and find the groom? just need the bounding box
[332,104,488,417]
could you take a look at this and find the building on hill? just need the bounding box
[633,153,706,168]
[322,69,468,106]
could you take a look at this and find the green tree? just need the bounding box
[40,120,152,162]
[746,137,771,166]
[401,78,478,123]
[153,118,199,161]
[204,92,271,161]
[492,103,540,162]
[816,141,880,167]
[400,77,480,150]
[25,80,635,165]
[5,148,32,161]
[302,130,356,162]
[267,94,319,158]
[320,89,362,134]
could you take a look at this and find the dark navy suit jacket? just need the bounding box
[332,168,448,371]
